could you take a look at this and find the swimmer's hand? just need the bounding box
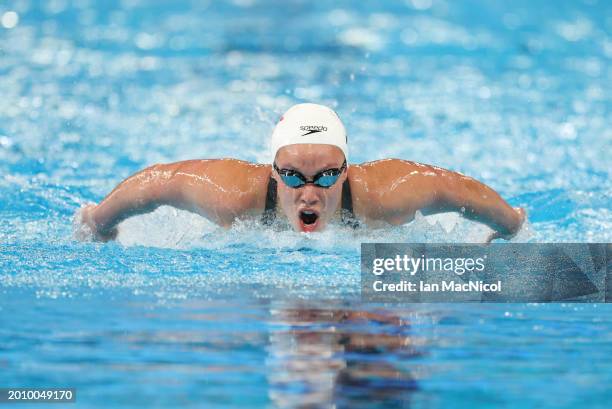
[73,204,118,242]
[485,207,526,243]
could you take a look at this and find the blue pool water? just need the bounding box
[1,0,611,407]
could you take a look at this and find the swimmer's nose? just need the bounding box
[299,185,320,206]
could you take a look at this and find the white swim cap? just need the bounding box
[269,103,348,162]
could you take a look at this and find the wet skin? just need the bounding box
[78,143,525,241]
[272,145,347,232]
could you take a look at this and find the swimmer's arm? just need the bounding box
[424,169,525,240]
[375,164,524,240]
[80,160,255,241]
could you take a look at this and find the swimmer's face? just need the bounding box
[273,144,347,233]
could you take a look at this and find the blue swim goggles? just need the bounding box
[273,160,347,189]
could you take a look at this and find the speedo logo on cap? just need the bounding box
[299,125,328,136]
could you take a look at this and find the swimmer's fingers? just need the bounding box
[485,230,502,244]
[510,206,527,238]
[94,226,118,242]
[73,204,95,241]
[74,204,118,242]
[485,229,515,243]
[486,207,526,243]
[515,207,526,227]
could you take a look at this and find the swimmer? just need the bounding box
[78,103,525,242]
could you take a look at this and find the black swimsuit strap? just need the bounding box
[340,179,360,229]
[261,176,359,228]
[261,176,277,226]
[341,179,353,214]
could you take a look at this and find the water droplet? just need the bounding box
[559,122,577,140]
[410,0,432,11]
[1,11,19,29]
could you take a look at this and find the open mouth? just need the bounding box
[299,210,319,231]
[299,210,318,225]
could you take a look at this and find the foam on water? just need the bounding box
[23,206,527,301]
[95,206,534,250]
[4,204,538,302]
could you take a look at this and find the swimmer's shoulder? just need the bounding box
[347,159,441,221]
[168,159,272,212]
[349,158,442,185]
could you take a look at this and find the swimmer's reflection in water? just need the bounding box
[267,305,419,408]
[76,103,525,242]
